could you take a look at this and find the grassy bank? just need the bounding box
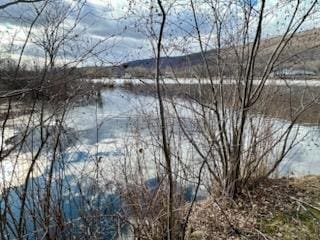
[186,175,320,239]
[123,83,320,125]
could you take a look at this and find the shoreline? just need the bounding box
[89,77,320,87]
[187,175,320,239]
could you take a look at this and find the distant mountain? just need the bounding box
[121,27,320,77]
[123,52,205,69]
[78,28,320,78]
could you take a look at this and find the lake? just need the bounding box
[1,87,320,188]
[0,86,319,238]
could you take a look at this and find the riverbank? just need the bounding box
[2,77,320,124]
[121,82,320,125]
[186,175,320,239]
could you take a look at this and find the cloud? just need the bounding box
[0,0,319,66]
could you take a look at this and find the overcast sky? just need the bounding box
[0,0,319,66]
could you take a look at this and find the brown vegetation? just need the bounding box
[186,175,320,239]
[124,83,320,124]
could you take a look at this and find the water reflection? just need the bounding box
[65,88,320,176]
[1,87,319,238]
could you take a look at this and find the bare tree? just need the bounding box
[0,1,121,239]
[0,0,44,10]
[168,0,320,198]
[1,0,319,239]
[155,1,174,239]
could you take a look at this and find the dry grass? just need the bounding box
[186,176,320,239]
[125,83,320,124]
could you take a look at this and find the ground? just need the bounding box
[186,175,320,239]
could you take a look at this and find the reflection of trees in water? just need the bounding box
[1,173,126,239]
[0,0,319,239]
[97,90,103,108]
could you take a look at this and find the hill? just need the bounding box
[120,28,320,78]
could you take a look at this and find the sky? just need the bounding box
[0,0,319,67]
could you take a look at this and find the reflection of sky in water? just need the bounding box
[64,88,320,176]
[61,150,123,164]
[1,172,127,239]
[280,127,320,175]
[1,88,319,189]
[1,87,319,238]
[65,88,157,133]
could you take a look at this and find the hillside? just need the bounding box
[120,28,320,77]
